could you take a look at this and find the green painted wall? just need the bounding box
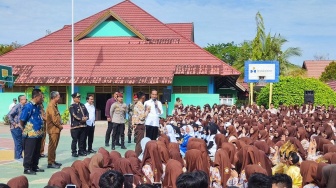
[87,21,136,37]
[79,86,95,104]
[0,93,25,122]
[168,94,219,115]
[172,76,209,86]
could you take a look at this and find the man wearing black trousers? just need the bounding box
[84,95,96,154]
[144,89,163,140]
[20,89,45,175]
[104,91,118,146]
[110,93,127,150]
[69,92,89,157]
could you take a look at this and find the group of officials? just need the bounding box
[7,88,161,175]
[7,89,97,175]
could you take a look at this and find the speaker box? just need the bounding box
[163,88,172,103]
[304,90,314,104]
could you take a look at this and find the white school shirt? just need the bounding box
[144,99,163,127]
[85,102,96,126]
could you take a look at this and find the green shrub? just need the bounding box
[61,109,70,124]
[3,115,10,125]
[257,76,336,108]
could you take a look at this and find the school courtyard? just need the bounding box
[0,121,131,187]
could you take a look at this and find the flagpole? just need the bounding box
[71,0,75,94]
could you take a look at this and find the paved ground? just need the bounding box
[0,121,135,187]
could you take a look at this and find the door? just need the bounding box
[95,93,112,120]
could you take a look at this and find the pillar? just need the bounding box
[124,86,132,119]
[208,76,214,94]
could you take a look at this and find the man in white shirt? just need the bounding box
[84,95,96,154]
[268,103,278,115]
[144,89,163,140]
[8,98,17,111]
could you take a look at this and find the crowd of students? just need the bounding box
[1,102,336,188]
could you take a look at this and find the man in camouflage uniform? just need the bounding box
[127,94,138,143]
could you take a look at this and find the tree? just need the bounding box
[204,42,242,66]
[0,41,22,56]
[320,61,336,82]
[257,76,336,108]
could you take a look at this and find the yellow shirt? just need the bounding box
[285,166,302,188]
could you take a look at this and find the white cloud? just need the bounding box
[0,0,335,65]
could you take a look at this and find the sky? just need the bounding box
[0,0,335,66]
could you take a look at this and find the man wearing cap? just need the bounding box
[69,92,89,157]
[8,98,17,111]
[127,94,138,143]
[109,93,127,150]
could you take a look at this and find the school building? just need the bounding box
[0,0,247,120]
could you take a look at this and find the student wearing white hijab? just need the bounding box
[165,124,177,143]
[138,137,151,161]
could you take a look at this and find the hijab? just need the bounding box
[98,147,112,168]
[227,125,238,138]
[214,149,231,187]
[169,150,184,167]
[71,160,91,187]
[62,167,82,188]
[157,140,170,164]
[245,164,267,180]
[141,140,163,182]
[128,157,151,184]
[166,124,177,143]
[89,153,104,172]
[168,142,180,153]
[109,150,122,165]
[48,171,71,188]
[300,161,318,186]
[138,137,151,161]
[125,150,137,158]
[221,142,237,165]
[185,149,205,172]
[7,176,28,188]
[158,134,170,147]
[250,126,259,141]
[162,159,183,188]
[254,141,270,155]
[316,162,328,187]
[215,134,227,150]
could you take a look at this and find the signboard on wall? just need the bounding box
[244,61,280,83]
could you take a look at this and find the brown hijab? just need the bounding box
[114,157,144,185]
[169,150,184,167]
[157,140,170,164]
[286,137,306,160]
[221,142,237,165]
[300,161,318,186]
[141,140,163,182]
[187,138,210,175]
[162,159,183,188]
[214,149,231,187]
[245,164,267,180]
[90,168,108,188]
[83,157,91,169]
[254,141,270,155]
[48,171,71,188]
[168,142,180,153]
[61,167,82,188]
[317,138,332,153]
[215,134,227,149]
[227,125,238,138]
[316,162,328,187]
[125,150,137,158]
[297,127,308,141]
[250,126,259,141]
[7,176,28,188]
[71,160,91,187]
[185,149,205,172]
[98,147,112,168]
[158,134,170,148]
[128,157,151,185]
[89,153,104,172]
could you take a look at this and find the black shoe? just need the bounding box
[121,145,127,149]
[72,153,79,157]
[47,163,61,169]
[40,154,46,158]
[128,140,131,143]
[112,146,115,150]
[33,167,45,172]
[24,170,36,175]
[105,143,110,147]
[55,162,62,166]
[116,143,121,146]
[78,152,87,156]
[88,149,96,154]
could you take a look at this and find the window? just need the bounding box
[133,86,165,101]
[173,86,208,93]
[95,86,119,93]
[50,86,67,104]
[220,94,234,106]
[3,86,29,93]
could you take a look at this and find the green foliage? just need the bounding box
[3,115,10,125]
[61,109,70,124]
[320,61,336,82]
[0,42,22,55]
[257,76,336,108]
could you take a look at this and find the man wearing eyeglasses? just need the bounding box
[69,92,89,157]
